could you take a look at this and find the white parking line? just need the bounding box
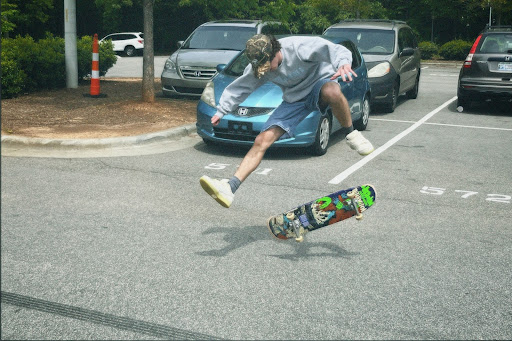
[328,96,457,184]
[370,118,512,131]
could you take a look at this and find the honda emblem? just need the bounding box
[194,71,202,77]
[238,108,249,116]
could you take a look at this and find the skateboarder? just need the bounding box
[200,34,374,208]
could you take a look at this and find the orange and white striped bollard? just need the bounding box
[90,33,101,96]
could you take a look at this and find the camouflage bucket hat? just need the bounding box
[245,34,272,78]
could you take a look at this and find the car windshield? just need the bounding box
[324,28,395,54]
[223,40,356,77]
[183,26,256,50]
[478,33,512,53]
[223,52,250,77]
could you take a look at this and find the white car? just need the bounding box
[100,32,144,57]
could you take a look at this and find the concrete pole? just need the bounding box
[64,0,78,88]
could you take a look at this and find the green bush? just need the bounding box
[34,34,66,89]
[77,36,117,78]
[1,35,39,91]
[439,40,473,60]
[0,59,27,99]
[1,34,117,98]
[419,41,439,60]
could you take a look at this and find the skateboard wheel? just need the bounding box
[286,212,295,220]
[295,236,304,243]
[347,190,356,198]
[356,214,363,221]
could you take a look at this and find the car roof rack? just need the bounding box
[339,19,406,25]
[484,25,512,32]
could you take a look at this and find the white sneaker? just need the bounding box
[200,175,234,208]
[346,130,374,155]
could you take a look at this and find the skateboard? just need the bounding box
[267,184,376,242]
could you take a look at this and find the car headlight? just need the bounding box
[164,59,177,72]
[200,81,216,108]
[368,62,391,78]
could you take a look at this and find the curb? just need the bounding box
[1,124,197,150]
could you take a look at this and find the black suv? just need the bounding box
[324,20,421,112]
[457,25,512,110]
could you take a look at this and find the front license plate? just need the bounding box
[498,62,512,71]
[228,121,253,136]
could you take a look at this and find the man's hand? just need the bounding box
[211,115,221,126]
[331,64,358,82]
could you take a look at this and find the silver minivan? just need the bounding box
[161,20,290,97]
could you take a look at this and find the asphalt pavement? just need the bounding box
[4,61,512,340]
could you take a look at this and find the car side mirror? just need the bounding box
[216,64,226,72]
[400,47,415,57]
[177,41,184,48]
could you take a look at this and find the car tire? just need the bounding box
[383,80,399,113]
[406,74,420,99]
[124,45,136,57]
[457,88,471,110]
[310,114,331,156]
[457,96,471,111]
[354,95,370,131]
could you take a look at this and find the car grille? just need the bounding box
[234,107,274,117]
[180,66,216,80]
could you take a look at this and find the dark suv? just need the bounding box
[324,20,421,112]
[457,25,512,110]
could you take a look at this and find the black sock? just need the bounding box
[228,176,242,194]
[343,125,354,135]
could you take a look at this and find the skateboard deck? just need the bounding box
[267,184,376,242]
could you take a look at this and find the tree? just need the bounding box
[1,0,18,37]
[464,0,512,25]
[95,0,133,33]
[142,0,154,102]
[2,0,53,39]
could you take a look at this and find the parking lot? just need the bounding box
[2,64,511,339]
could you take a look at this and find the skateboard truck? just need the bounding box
[347,189,363,220]
[286,212,304,243]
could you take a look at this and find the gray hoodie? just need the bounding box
[214,36,353,119]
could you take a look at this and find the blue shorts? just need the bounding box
[261,78,340,139]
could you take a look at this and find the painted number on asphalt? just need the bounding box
[420,186,511,204]
[204,163,272,175]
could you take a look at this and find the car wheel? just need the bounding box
[457,96,471,111]
[406,74,419,99]
[311,114,331,156]
[457,88,471,110]
[354,95,370,131]
[383,80,399,113]
[124,45,136,57]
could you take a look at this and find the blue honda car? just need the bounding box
[196,36,371,155]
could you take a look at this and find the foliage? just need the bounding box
[1,34,117,98]
[94,0,133,34]
[1,0,53,38]
[0,59,27,99]
[77,36,117,78]
[0,0,18,36]
[438,39,473,60]
[419,41,439,59]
